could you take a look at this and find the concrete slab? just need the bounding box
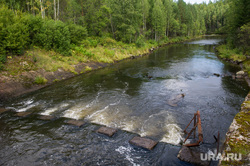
[15,112,32,117]
[177,146,210,166]
[97,126,117,137]
[129,136,158,150]
[0,108,8,114]
[66,119,85,127]
[39,115,55,121]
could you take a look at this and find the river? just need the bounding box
[0,36,249,165]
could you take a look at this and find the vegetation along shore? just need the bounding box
[0,0,249,165]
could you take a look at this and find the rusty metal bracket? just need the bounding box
[183,111,203,147]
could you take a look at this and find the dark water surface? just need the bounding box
[0,37,249,165]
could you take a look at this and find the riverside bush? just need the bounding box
[68,24,88,45]
[0,6,29,55]
[37,20,71,56]
[0,6,89,58]
[135,35,146,48]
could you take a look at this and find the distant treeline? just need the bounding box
[1,0,247,69]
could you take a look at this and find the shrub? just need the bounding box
[67,23,88,45]
[85,66,92,72]
[34,76,48,85]
[87,37,98,47]
[0,7,29,55]
[21,14,43,45]
[37,20,71,56]
[135,35,146,48]
[99,37,116,47]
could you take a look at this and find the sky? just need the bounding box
[184,0,212,4]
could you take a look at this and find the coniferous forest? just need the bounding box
[0,0,249,73]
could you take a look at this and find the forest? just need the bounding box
[0,0,249,73]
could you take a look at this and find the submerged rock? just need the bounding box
[177,146,210,166]
[167,94,185,107]
[213,73,220,77]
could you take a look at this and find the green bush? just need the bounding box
[99,37,117,47]
[73,45,95,58]
[135,35,146,48]
[21,14,43,45]
[0,7,29,55]
[87,37,98,47]
[81,39,91,48]
[37,20,71,56]
[67,24,88,45]
[0,54,5,70]
[34,76,48,85]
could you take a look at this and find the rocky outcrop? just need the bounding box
[0,62,108,102]
[220,93,250,165]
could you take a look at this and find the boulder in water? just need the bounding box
[177,146,210,166]
[167,94,185,107]
[213,73,220,77]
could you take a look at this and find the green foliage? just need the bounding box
[84,66,92,72]
[36,20,71,56]
[135,35,146,48]
[73,45,95,58]
[67,24,88,45]
[21,14,43,45]
[238,23,250,54]
[34,76,48,85]
[0,6,29,55]
[216,45,246,62]
[0,54,6,70]
[99,37,117,47]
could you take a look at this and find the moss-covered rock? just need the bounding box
[221,94,250,166]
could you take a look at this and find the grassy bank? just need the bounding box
[217,45,250,165]
[0,36,196,78]
[216,45,250,77]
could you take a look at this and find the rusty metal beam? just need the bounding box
[183,110,203,147]
[184,123,198,143]
[184,113,197,134]
[197,111,203,143]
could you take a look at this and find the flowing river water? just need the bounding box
[0,37,249,165]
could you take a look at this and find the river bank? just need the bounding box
[0,36,201,102]
[216,46,250,165]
